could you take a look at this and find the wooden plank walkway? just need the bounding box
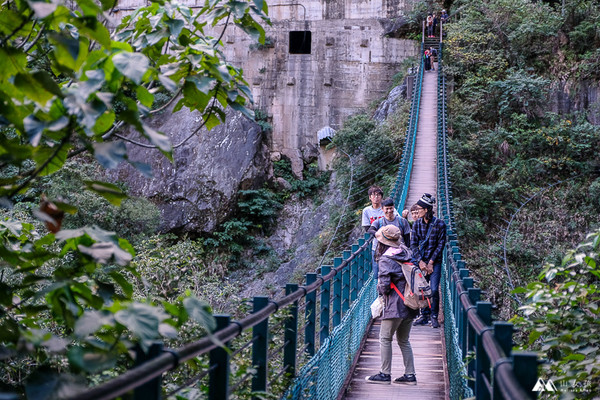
[341,69,448,399]
[405,69,439,215]
[341,319,447,399]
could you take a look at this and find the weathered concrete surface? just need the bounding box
[221,16,418,176]
[113,0,418,177]
[106,105,270,233]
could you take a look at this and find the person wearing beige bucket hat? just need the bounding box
[366,225,418,385]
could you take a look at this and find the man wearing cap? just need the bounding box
[410,193,446,328]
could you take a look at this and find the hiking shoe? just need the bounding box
[365,373,391,385]
[413,315,429,326]
[393,374,417,385]
[431,316,440,328]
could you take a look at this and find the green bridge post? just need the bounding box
[333,257,342,327]
[342,250,351,316]
[492,322,514,399]
[475,302,492,400]
[320,266,331,344]
[512,352,538,399]
[252,297,269,396]
[467,288,481,391]
[357,238,366,289]
[209,315,231,400]
[134,342,163,400]
[351,244,359,302]
[305,273,317,356]
[461,277,474,353]
[284,284,299,378]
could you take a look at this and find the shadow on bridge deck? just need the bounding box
[341,317,448,399]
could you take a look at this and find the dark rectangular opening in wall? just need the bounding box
[289,31,311,54]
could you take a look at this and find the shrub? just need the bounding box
[511,229,600,398]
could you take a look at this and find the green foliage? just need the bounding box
[0,0,270,395]
[273,159,331,199]
[254,108,272,132]
[511,229,600,398]
[37,160,160,242]
[446,0,600,324]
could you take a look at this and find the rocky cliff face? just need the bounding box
[107,105,270,233]
[550,80,600,125]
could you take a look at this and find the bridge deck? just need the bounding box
[405,69,439,214]
[342,319,447,399]
[341,68,447,399]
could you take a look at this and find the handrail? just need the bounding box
[67,236,374,400]
[435,41,540,399]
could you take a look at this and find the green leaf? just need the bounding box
[32,143,70,176]
[187,75,215,94]
[0,47,27,81]
[93,111,115,135]
[252,0,263,12]
[93,141,127,169]
[74,310,115,338]
[27,0,59,18]
[183,297,215,332]
[114,303,161,342]
[165,18,185,37]
[109,271,134,297]
[112,52,150,85]
[25,369,87,400]
[14,73,56,105]
[77,242,133,266]
[68,347,118,373]
[0,318,20,342]
[48,32,80,70]
[99,0,117,11]
[158,74,178,92]
[136,86,154,108]
[23,115,45,146]
[84,180,127,206]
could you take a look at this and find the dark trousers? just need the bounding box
[422,262,441,317]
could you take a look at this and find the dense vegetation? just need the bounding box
[444,0,600,394]
[0,0,271,396]
[2,0,599,396]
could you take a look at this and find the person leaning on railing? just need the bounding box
[410,193,447,329]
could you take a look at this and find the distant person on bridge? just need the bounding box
[426,13,434,38]
[368,198,411,279]
[441,9,449,24]
[365,225,418,385]
[424,49,432,72]
[410,193,446,329]
[362,186,400,279]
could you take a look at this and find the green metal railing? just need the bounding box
[62,27,543,400]
[436,42,540,400]
[65,237,375,400]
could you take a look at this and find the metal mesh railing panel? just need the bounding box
[283,277,376,399]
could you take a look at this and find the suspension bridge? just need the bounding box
[64,25,540,400]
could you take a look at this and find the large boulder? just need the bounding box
[106,106,270,233]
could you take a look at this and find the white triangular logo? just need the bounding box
[545,379,557,392]
[532,378,546,392]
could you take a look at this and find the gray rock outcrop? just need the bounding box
[106,105,269,233]
[373,83,407,123]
